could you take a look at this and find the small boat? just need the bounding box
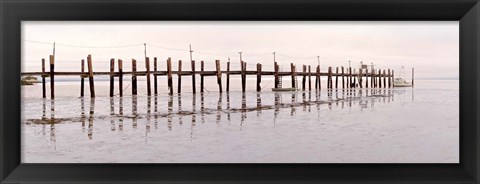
[271,88,297,92]
[393,78,412,87]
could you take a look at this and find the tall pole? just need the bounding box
[239,51,243,62]
[273,52,276,63]
[53,42,55,57]
[144,43,147,61]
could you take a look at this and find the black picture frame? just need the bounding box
[1,0,478,183]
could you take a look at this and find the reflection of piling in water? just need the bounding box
[80,98,85,129]
[201,93,205,124]
[216,94,222,124]
[88,98,95,140]
[147,96,151,132]
[154,95,158,129]
[42,98,47,120]
[110,97,115,131]
[132,95,137,129]
[274,93,280,119]
[119,97,124,131]
[168,95,173,131]
[256,93,262,116]
[192,94,196,126]
[226,93,231,121]
[290,93,296,116]
[178,95,183,125]
[241,93,247,125]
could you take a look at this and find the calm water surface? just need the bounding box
[21,79,458,163]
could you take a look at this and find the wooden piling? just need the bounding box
[200,61,204,93]
[118,59,123,97]
[365,69,369,88]
[87,55,95,98]
[216,60,222,93]
[387,69,391,88]
[371,69,374,88]
[226,61,230,92]
[241,61,246,92]
[383,70,386,88]
[291,63,296,88]
[257,63,262,92]
[153,57,158,95]
[308,65,312,91]
[392,70,395,87]
[348,67,352,88]
[42,58,46,98]
[177,60,182,93]
[167,58,173,95]
[80,59,84,97]
[274,62,279,89]
[378,69,382,88]
[146,57,151,96]
[318,65,321,90]
[49,55,55,99]
[109,58,115,97]
[302,65,306,91]
[353,69,356,88]
[335,67,339,89]
[315,65,319,90]
[327,66,332,89]
[360,69,364,88]
[132,59,137,95]
[191,60,196,93]
[341,66,345,89]
[412,67,414,88]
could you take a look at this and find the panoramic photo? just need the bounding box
[21,21,458,163]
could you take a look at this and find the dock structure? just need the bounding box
[22,55,402,99]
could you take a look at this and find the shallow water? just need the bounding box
[21,79,458,163]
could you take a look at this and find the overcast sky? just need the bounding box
[22,21,458,78]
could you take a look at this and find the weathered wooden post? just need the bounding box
[388,69,391,88]
[200,60,204,93]
[49,55,55,99]
[132,59,137,95]
[291,63,296,88]
[372,69,376,88]
[318,65,321,90]
[177,60,182,93]
[146,57,151,96]
[302,65,306,91]
[341,66,345,89]
[383,70,386,88]
[167,57,173,95]
[274,62,279,88]
[378,69,382,88]
[327,66,332,89]
[315,65,320,90]
[257,63,262,92]
[118,59,123,97]
[42,58,46,98]
[359,68,363,88]
[109,58,115,97]
[87,55,95,98]
[153,57,158,95]
[215,60,222,93]
[412,67,414,88]
[308,65,312,91]
[241,61,246,92]
[191,60,196,93]
[348,67,352,88]
[352,69,356,88]
[335,67,339,89]
[226,61,230,92]
[365,69,369,88]
[392,70,395,87]
[80,59,85,97]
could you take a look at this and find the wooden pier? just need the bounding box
[21,55,405,99]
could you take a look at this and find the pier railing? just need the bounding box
[21,54,403,99]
